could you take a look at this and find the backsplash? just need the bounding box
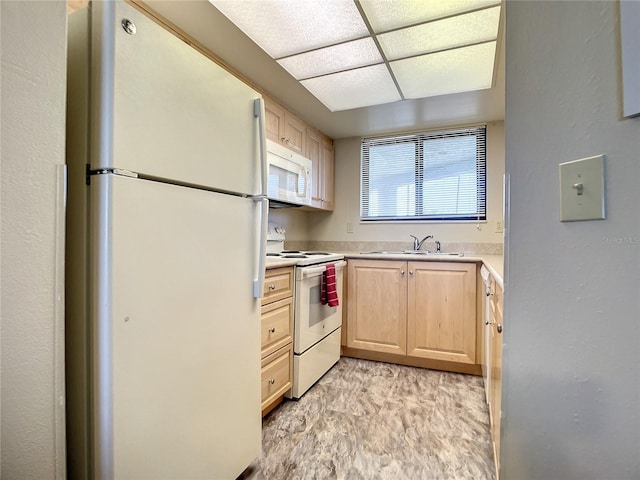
[286,241,503,256]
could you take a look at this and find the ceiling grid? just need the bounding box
[210,0,502,112]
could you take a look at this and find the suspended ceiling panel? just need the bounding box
[141,1,505,138]
[210,0,503,112]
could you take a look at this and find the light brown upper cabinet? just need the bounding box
[264,97,305,154]
[319,136,335,211]
[306,128,335,211]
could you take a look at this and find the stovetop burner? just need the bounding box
[265,243,344,266]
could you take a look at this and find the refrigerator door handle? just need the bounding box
[254,98,267,196]
[253,196,269,298]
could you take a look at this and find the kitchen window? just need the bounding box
[360,126,486,222]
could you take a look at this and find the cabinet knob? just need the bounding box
[268,378,275,385]
[269,284,276,290]
[400,270,405,275]
[409,270,414,275]
[268,327,276,333]
[497,324,503,334]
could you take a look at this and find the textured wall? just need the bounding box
[504,1,640,478]
[1,1,67,477]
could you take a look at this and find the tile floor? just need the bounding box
[241,357,496,480]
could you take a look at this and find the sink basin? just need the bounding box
[361,250,464,257]
[403,250,464,256]
[361,250,406,254]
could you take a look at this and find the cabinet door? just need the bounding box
[490,283,503,472]
[320,136,335,211]
[264,98,285,145]
[283,111,306,154]
[407,262,477,364]
[347,260,407,355]
[306,128,323,208]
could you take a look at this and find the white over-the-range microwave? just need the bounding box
[266,138,312,207]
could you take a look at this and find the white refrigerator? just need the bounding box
[65,2,267,478]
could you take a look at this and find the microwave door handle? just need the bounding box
[297,165,306,197]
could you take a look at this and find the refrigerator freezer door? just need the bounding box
[92,174,261,478]
[91,2,263,196]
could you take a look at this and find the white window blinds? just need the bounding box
[361,126,486,221]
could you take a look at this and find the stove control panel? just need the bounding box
[267,223,286,241]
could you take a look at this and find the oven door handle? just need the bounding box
[299,260,347,279]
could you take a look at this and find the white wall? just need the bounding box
[503,1,640,478]
[1,1,68,477]
[267,208,309,241]
[308,121,505,247]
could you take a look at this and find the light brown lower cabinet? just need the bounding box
[489,279,504,476]
[261,267,294,416]
[346,260,407,355]
[261,343,292,414]
[345,259,477,372]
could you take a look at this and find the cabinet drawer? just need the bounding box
[261,345,292,410]
[261,297,293,358]
[262,267,294,305]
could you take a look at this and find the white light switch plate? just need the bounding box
[559,155,605,222]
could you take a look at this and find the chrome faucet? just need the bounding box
[410,235,433,251]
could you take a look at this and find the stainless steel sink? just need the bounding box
[404,250,464,256]
[361,250,464,257]
[360,250,406,254]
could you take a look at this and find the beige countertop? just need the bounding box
[342,252,504,288]
[266,252,504,288]
[265,257,299,269]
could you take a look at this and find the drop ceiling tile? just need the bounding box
[277,37,383,80]
[391,42,497,98]
[378,6,500,60]
[360,0,501,33]
[301,64,401,112]
[210,0,369,58]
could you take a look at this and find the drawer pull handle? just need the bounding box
[268,327,276,333]
[268,378,275,385]
[268,284,276,290]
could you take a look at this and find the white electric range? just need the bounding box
[266,224,344,398]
